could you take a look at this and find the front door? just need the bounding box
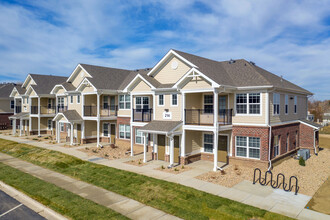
[158,134,165,160]
[218,135,228,163]
[77,124,81,144]
[110,124,116,144]
[174,136,180,163]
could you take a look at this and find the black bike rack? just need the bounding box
[253,168,299,195]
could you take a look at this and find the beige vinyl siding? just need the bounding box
[153,56,190,84]
[84,94,97,106]
[0,99,13,113]
[59,116,68,123]
[31,117,38,130]
[55,87,66,95]
[28,89,37,96]
[40,117,48,129]
[85,120,98,137]
[72,69,89,88]
[185,130,202,154]
[24,77,36,89]
[22,97,29,113]
[185,93,203,109]
[118,109,130,116]
[270,91,307,123]
[68,95,83,115]
[81,84,95,93]
[232,92,266,124]
[155,94,181,121]
[131,80,151,92]
[181,77,212,90]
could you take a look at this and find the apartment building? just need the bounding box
[9,74,67,136]
[0,83,18,129]
[10,49,321,170]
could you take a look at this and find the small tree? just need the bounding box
[299,157,305,166]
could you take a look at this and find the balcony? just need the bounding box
[15,106,21,114]
[57,106,68,113]
[31,106,56,115]
[84,105,118,117]
[185,109,232,126]
[133,108,153,122]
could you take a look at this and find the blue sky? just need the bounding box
[0,0,329,100]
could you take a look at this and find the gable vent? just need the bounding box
[228,59,236,64]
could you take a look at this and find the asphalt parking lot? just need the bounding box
[0,190,45,220]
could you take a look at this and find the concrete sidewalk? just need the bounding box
[1,134,329,219]
[0,153,180,220]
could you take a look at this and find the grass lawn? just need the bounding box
[320,125,330,135]
[0,138,291,220]
[319,134,330,149]
[0,162,127,220]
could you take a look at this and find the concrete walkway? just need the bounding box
[1,134,329,219]
[0,153,180,220]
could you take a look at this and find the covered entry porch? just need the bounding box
[139,121,183,167]
[9,112,30,136]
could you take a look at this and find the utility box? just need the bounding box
[297,149,310,161]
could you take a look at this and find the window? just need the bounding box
[135,129,144,144]
[286,133,289,152]
[22,98,25,104]
[77,95,80,104]
[273,135,280,157]
[10,100,14,109]
[60,123,64,132]
[70,95,73,104]
[203,133,213,153]
[119,95,130,109]
[103,123,109,136]
[294,96,297,114]
[136,97,149,110]
[48,99,52,108]
[204,95,213,113]
[273,93,280,115]
[48,120,52,130]
[236,94,247,114]
[295,131,298,147]
[119,124,130,139]
[158,94,164,106]
[236,136,260,159]
[285,95,288,114]
[171,94,178,106]
[249,93,260,114]
[103,96,109,109]
[27,98,29,104]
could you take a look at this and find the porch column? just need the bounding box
[153,133,157,154]
[169,136,174,166]
[25,120,28,134]
[213,130,218,171]
[82,94,85,116]
[181,129,185,157]
[70,123,74,145]
[29,118,31,134]
[130,93,134,156]
[214,90,218,126]
[82,121,85,139]
[57,121,60,143]
[19,119,23,136]
[182,93,186,123]
[14,98,16,114]
[97,93,100,147]
[143,133,148,163]
[38,97,41,136]
[12,119,16,135]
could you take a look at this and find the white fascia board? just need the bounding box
[9,87,19,98]
[50,84,67,95]
[22,74,33,88]
[236,86,273,90]
[53,113,66,121]
[122,74,155,93]
[299,120,320,130]
[174,68,220,89]
[66,64,92,83]
[147,49,197,76]
[183,125,216,131]
[75,78,96,92]
[25,85,38,96]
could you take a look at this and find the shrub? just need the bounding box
[181,165,185,169]
[174,168,179,172]
[32,138,38,141]
[44,137,49,139]
[299,157,306,166]
[161,165,165,169]
[220,170,226,175]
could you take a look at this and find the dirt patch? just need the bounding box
[306,177,330,215]
[155,165,191,174]
[125,159,147,167]
[197,148,330,196]
[79,144,141,160]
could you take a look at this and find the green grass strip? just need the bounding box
[0,138,292,220]
[0,162,127,220]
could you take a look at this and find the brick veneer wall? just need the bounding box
[299,123,318,152]
[232,126,269,161]
[271,123,300,159]
[0,113,12,129]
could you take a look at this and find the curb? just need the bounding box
[0,181,67,220]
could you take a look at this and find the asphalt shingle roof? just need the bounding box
[62,110,83,122]
[0,83,20,98]
[29,74,67,95]
[300,119,323,129]
[140,120,182,133]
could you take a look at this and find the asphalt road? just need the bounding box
[0,190,46,220]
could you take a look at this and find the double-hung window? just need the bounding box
[286,133,289,152]
[273,93,280,115]
[136,97,149,111]
[236,93,261,114]
[203,133,213,153]
[236,94,247,114]
[77,95,80,104]
[236,136,260,159]
[273,135,280,157]
[204,95,213,113]
[48,119,52,130]
[119,124,130,139]
[103,96,109,109]
[10,100,14,109]
[249,93,260,114]
[135,129,144,144]
[285,95,288,114]
[171,94,178,106]
[22,98,25,104]
[60,123,64,132]
[70,95,73,104]
[294,96,297,114]
[103,123,109,136]
[158,94,164,106]
[119,95,130,109]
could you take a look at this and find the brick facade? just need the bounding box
[0,113,12,129]
[299,123,319,153]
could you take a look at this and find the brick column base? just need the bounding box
[180,156,187,165]
[152,152,158,160]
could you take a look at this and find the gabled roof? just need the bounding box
[139,120,182,134]
[9,112,29,119]
[0,83,20,98]
[61,82,76,91]
[299,119,323,129]
[173,50,312,94]
[53,110,83,122]
[26,74,67,95]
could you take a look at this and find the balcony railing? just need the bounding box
[31,106,56,114]
[15,106,21,114]
[133,108,153,122]
[31,106,38,114]
[57,106,68,113]
[84,105,118,117]
[185,109,232,125]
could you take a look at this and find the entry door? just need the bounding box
[174,136,180,163]
[158,134,166,160]
[110,124,116,144]
[77,124,81,144]
[218,135,228,163]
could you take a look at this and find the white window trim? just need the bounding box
[119,124,130,140]
[170,93,178,106]
[77,95,81,104]
[274,135,280,157]
[235,136,261,160]
[203,94,214,114]
[235,92,262,116]
[135,96,150,109]
[47,119,52,130]
[285,94,288,115]
[103,122,109,137]
[70,95,74,104]
[158,94,165,106]
[273,93,280,116]
[10,100,14,109]
[119,94,131,110]
[135,128,144,145]
[202,132,214,154]
[60,122,64,132]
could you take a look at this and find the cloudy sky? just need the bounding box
[0,0,329,100]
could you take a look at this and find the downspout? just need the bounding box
[313,129,318,155]
[267,89,275,171]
